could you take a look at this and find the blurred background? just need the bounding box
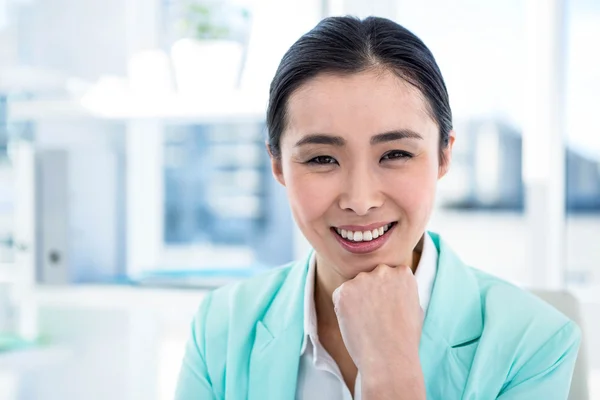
[0,0,598,399]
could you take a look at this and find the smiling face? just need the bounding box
[271,68,454,283]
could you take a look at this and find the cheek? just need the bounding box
[284,166,337,225]
[387,159,439,217]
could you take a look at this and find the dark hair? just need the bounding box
[266,16,452,165]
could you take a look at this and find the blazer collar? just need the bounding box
[419,232,483,398]
[247,254,309,400]
[423,232,483,347]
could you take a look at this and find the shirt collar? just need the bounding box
[300,232,439,354]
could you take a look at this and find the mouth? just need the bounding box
[330,222,397,254]
[333,222,396,242]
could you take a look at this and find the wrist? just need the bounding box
[361,358,425,400]
[362,373,426,400]
[359,347,420,377]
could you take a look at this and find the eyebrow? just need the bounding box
[294,129,423,148]
[294,134,345,147]
[370,129,423,144]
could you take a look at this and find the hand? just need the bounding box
[332,264,425,399]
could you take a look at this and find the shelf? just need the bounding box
[567,284,600,305]
[33,283,600,306]
[7,91,268,124]
[0,345,70,372]
[34,284,209,316]
[0,263,22,283]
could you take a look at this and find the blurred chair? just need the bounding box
[531,289,590,400]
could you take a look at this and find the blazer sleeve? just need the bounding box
[497,320,582,399]
[175,292,216,400]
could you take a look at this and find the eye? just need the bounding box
[307,155,338,165]
[381,150,413,161]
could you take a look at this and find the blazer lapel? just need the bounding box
[248,255,310,400]
[420,233,484,399]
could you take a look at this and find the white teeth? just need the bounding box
[335,223,394,242]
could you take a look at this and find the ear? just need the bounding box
[438,130,456,179]
[266,142,286,186]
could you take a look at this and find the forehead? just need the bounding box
[285,69,437,140]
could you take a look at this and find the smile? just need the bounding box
[330,222,397,254]
[334,222,394,242]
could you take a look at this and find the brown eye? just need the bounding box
[381,150,413,161]
[307,156,338,165]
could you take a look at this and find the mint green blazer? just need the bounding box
[176,233,580,399]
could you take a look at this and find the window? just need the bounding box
[162,122,293,267]
[564,0,600,286]
[393,0,531,283]
[125,0,323,276]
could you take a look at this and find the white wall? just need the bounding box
[429,210,600,287]
[0,20,17,68]
[16,0,128,80]
[23,309,131,400]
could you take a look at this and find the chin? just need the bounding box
[335,249,403,275]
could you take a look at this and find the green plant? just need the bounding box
[193,3,230,39]
[178,2,236,40]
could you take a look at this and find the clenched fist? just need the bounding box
[332,264,426,399]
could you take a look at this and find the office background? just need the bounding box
[0,0,598,399]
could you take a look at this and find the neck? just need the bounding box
[314,234,425,327]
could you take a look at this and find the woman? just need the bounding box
[176,16,580,400]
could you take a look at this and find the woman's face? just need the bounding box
[271,69,454,279]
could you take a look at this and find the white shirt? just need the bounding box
[295,233,439,400]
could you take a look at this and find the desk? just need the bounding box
[30,284,600,400]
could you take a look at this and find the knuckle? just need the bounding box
[335,282,351,298]
[355,270,367,279]
[397,264,413,275]
[332,286,342,307]
[374,264,389,274]
[333,283,344,297]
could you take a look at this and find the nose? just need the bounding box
[338,164,384,216]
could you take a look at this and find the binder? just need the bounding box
[36,149,122,283]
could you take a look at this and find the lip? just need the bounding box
[335,221,395,231]
[331,222,396,255]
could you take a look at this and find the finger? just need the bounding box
[332,285,342,310]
